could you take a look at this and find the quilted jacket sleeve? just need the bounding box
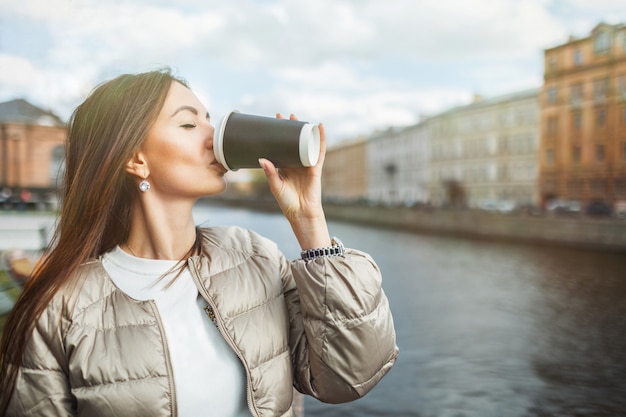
[7,303,75,416]
[283,248,399,404]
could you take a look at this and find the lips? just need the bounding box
[210,160,228,173]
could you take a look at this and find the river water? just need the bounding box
[193,202,626,417]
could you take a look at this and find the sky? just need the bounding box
[1,0,625,146]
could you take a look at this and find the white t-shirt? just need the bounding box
[102,246,250,417]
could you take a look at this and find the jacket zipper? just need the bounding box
[150,300,179,417]
[187,258,260,417]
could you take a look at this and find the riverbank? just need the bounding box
[2,199,626,253]
[204,197,626,253]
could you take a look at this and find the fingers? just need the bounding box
[316,123,326,167]
[276,113,299,121]
[258,158,281,194]
[258,157,276,177]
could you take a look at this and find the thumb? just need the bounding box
[258,158,274,175]
[259,158,281,192]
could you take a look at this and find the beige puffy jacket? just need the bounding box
[7,226,398,417]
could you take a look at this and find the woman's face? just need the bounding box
[139,81,227,200]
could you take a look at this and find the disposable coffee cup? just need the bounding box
[214,111,321,171]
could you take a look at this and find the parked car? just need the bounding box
[586,200,612,217]
[477,200,516,214]
[547,200,581,216]
[614,201,626,219]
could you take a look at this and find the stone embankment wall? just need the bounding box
[322,204,626,252]
[208,197,626,252]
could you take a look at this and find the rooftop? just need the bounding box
[0,99,65,126]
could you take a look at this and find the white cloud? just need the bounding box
[274,63,391,91]
[0,52,100,119]
[0,0,77,21]
[0,54,54,108]
[42,4,223,67]
[0,54,43,89]
[236,82,471,142]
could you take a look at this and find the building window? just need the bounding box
[594,31,611,54]
[596,144,605,162]
[547,116,558,137]
[498,136,508,154]
[498,164,509,180]
[593,77,609,103]
[616,179,626,198]
[572,146,581,163]
[572,111,582,131]
[618,74,626,98]
[570,83,584,106]
[573,49,583,65]
[547,86,558,104]
[547,54,557,73]
[596,108,606,128]
[546,149,555,166]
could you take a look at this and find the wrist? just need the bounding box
[289,214,331,249]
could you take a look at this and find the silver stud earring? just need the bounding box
[138,179,151,192]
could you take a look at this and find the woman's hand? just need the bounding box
[258,113,331,249]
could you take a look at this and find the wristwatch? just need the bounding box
[300,237,345,261]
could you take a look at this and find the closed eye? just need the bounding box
[181,124,196,129]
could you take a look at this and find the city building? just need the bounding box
[367,124,431,206]
[0,99,66,207]
[428,89,540,208]
[540,22,626,207]
[322,137,368,203]
[330,88,540,209]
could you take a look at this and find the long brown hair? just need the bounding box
[0,68,187,412]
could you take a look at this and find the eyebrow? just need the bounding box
[170,105,210,119]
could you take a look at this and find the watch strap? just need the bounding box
[300,237,345,261]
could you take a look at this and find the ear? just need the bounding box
[125,150,150,179]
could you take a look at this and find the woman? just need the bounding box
[0,69,398,417]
